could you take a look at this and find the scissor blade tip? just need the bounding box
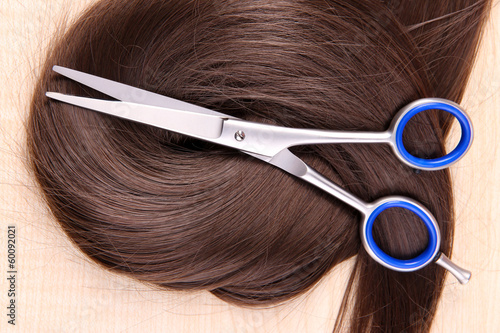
[52,65,71,75]
[45,92,67,101]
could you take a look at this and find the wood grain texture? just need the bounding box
[0,1,498,332]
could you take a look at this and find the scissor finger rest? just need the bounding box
[46,66,473,284]
[390,98,473,170]
[360,197,440,272]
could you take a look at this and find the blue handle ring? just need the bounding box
[364,200,440,270]
[394,101,472,170]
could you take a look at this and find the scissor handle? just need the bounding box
[390,98,473,170]
[360,197,441,271]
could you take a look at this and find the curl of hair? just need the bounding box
[27,0,491,331]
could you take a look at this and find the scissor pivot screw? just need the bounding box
[234,130,245,141]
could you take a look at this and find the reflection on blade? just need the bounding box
[45,92,224,139]
[52,65,229,117]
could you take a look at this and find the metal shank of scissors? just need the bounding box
[45,66,472,284]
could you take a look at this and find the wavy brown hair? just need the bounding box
[27,0,491,331]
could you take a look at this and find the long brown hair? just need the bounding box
[27,0,491,331]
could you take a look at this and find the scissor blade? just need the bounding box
[45,92,224,139]
[52,65,229,117]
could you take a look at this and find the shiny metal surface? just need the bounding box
[435,253,472,284]
[46,66,471,282]
[46,92,225,140]
[359,196,441,272]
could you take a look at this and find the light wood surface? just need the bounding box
[1,1,498,332]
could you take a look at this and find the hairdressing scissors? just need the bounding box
[46,66,473,284]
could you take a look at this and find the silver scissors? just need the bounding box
[46,65,473,284]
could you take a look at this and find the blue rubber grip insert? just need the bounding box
[365,201,439,270]
[394,101,472,169]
